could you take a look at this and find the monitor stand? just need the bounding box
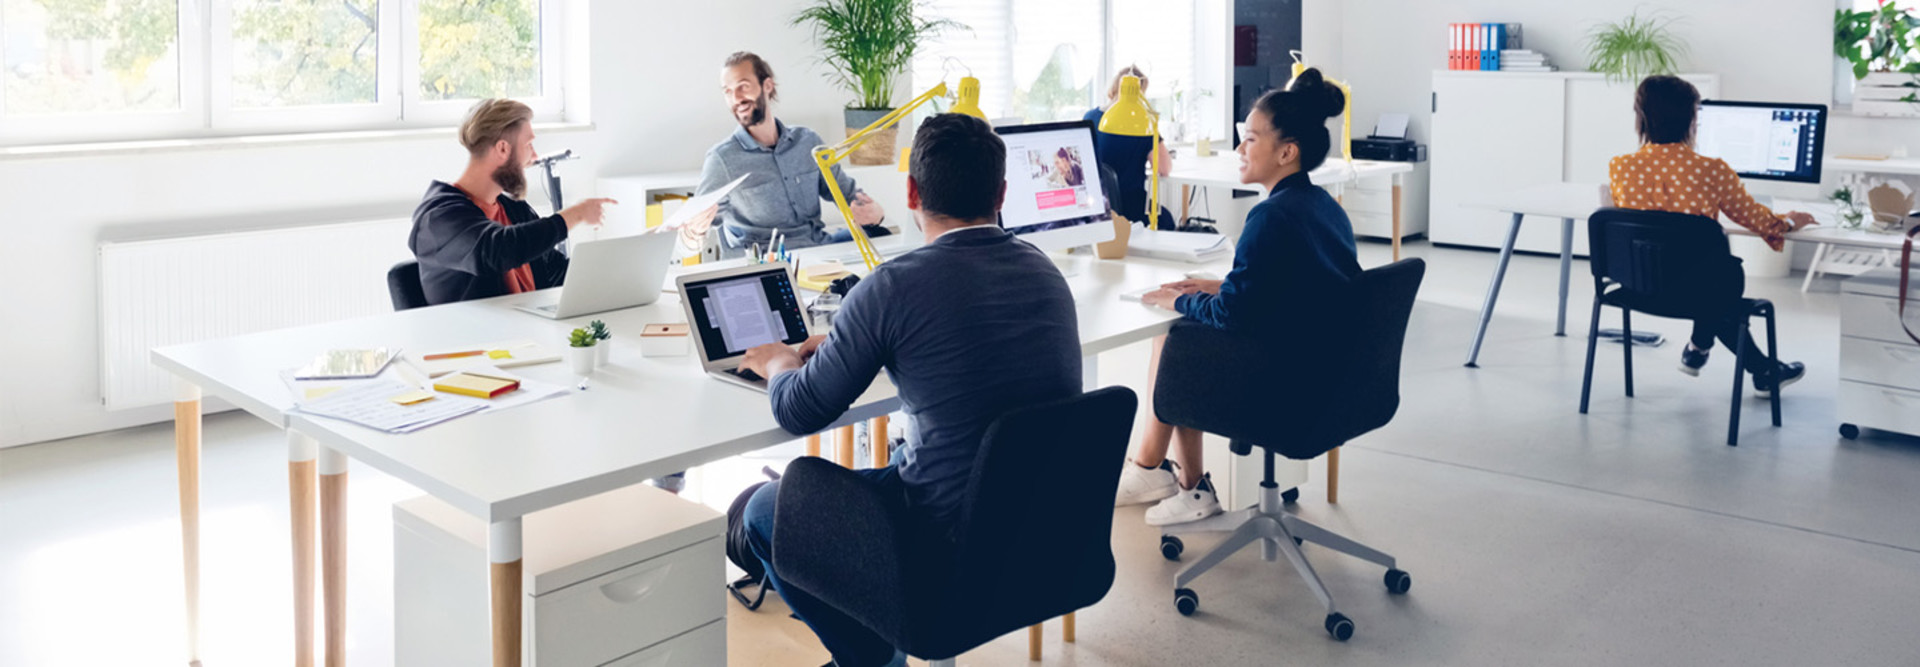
[1052,246,1095,278]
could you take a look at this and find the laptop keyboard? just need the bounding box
[725,368,765,383]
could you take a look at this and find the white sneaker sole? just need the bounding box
[1678,363,1701,377]
[1145,503,1223,527]
[1115,485,1179,507]
[1754,373,1804,398]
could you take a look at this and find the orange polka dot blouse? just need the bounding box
[1607,142,1789,251]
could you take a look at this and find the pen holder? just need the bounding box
[640,323,690,357]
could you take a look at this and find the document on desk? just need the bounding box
[656,173,751,231]
[291,365,571,433]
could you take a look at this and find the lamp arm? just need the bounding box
[814,81,954,271]
[1148,115,1162,230]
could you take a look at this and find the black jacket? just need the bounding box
[409,181,570,305]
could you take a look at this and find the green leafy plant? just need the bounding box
[588,320,612,341]
[1835,2,1920,80]
[1585,11,1688,84]
[1831,187,1869,230]
[793,0,964,110]
[568,328,596,348]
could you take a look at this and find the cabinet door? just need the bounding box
[1429,75,1567,249]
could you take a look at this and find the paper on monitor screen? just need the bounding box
[656,173,751,231]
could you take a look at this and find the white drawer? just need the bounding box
[1840,294,1920,345]
[533,538,724,667]
[601,620,725,667]
[1838,381,1920,438]
[1350,210,1397,239]
[1840,337,1920,390]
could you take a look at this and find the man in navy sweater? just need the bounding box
[409,98,616,305]
[736,114,1082,667]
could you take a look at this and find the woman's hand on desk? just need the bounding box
[743,342,804,380]
[1141,288,1183,311]
[1783,211,1819,232]
[1160,279,1223,295]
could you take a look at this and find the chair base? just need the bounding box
[1159,482,1407,640]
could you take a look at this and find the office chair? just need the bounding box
[386,260,428,311]
[1579,208,1781,446]
[772,387,1137,666]
[1151,259,1425,641]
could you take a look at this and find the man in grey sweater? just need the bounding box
[736,113,1082,667]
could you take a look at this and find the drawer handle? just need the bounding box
[599,563,673,604]
[1885,390,1920,407]
[1886,346,1920,364]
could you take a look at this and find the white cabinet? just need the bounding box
[1839,268,1920,440]
[395,484,726,666]
[1429,71,1719,254]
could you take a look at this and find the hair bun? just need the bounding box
[1285,67,1345,120]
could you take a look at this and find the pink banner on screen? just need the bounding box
[1036,189,1078,210]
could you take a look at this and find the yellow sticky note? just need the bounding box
[898,146,911,172]
[487,349,513,360]
[304,386,343,400]
[390,390,436,406]
[682,254,702,267]
[645,203,664,229]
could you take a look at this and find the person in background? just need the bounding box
[692,51,889,257]
[410,99,615,306]
[1607,75,1812,393]
[735,113,1081,667]
[1118,69,1359,526]
[1085,64,1174,228]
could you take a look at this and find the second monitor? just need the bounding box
[995,120,1117,251]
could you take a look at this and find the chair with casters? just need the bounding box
[386,260,428,311]
[1579,208,1782,446]
[1150,258,1425,641]
[772,387,1137,666]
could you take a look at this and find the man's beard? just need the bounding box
[736,92,770,128]
[492,148,528,199]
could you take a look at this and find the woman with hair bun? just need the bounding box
[1115,68,1364,526]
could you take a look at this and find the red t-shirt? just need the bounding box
[457,186,538,294]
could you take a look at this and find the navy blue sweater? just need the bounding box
[768,226,1082,527]
[1176,170,1361,332]
[409,181,570,305]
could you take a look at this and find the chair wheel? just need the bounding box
[1840,423,1860,440]
[1325,612,1354,641]
[1174,588,1199,616]
[1160,535,1184,561]
[1281,487,1300,504]
[1385,569,1412,594]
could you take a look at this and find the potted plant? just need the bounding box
[1831,186,1869,231]
[589,320,612,366]
[567,327,596,375]
[794,0,962,165]
[1835,1,1920,115]
[1585,10,1687,84]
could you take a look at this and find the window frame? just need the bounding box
[0,0,211,146]
[397,0,564,128]
[208,0,404,134]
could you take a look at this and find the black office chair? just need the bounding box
[1579,208,1781,446]
[387,260,428,311]
[772,387,1137,666]
[1151,258,1425,641]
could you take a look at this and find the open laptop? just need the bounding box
[514,231,677,319]
[676,262,811,392]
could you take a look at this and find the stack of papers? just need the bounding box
[289,365,570,434]
[1127,230,1232,263]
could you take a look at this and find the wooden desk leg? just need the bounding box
[870,416,890,468]
[490,519,524,667]
[173,380,203,667]
[835,425,856,468]
[319,447,349,667]
[1064,611,1076,642]
[1029,623,1043,661]
[1327,447,1341,504]
[289,432,319,667]
[1391,183,1403,262]
[806,434,821,458]
[1179,184,1191,225]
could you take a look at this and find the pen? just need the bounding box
[422,349,485,361]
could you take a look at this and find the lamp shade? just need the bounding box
[951,76,987,120]
[1098,75,1153,137]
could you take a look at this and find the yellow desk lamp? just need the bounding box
[814,76,988,271]
[1288,51,1354,170]
[1096,75,1162,231]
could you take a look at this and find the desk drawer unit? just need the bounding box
[534,540,723,666]
[602,621,725,667]
[1838,382,1920,438]
[1840,294,1919,346]
[1838,269,1920,440]
[1839,337,1920,391]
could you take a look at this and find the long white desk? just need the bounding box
[153,249,1231,667]
[1162,154,1416,259]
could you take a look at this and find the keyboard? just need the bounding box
[724,367,764,383]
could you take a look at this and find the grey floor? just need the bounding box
[5,241,1920,666]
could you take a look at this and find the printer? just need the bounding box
[1351,113,1426,162]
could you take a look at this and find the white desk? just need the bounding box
[1162,155,1415,259]
[1827,156,1920,176]
[154,251,1230,667]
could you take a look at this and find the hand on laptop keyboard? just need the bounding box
[729,368,765,383]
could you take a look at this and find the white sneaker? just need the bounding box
[1115,459,1179,507]
[1144,474,1222,526]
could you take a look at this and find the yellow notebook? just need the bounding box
[433,372,521,399]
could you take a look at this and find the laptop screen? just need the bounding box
[682,267,810,361]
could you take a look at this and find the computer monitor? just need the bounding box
[993,120,1117,251]
[1694,100,1827,184]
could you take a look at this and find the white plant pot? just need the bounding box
[569,346,596,375]
[595,339,611,367]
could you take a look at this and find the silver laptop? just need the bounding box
[675,262,811,392]
[515,231,677,319]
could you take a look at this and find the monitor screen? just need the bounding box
[681,268,809,361]
[1694,101,1827,183]
[995,120,1113,238]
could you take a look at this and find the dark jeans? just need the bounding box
[1685,268,1778,375]
[744,465,905,667]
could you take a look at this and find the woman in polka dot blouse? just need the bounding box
[1605,75,1810,393]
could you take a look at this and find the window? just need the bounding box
[1,0,567,146]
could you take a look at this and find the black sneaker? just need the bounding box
[1753,362,1806,398]
[1679,344,1710,377]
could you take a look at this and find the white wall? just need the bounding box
[0,0,861,448]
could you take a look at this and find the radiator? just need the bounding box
[99,218,414,410]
